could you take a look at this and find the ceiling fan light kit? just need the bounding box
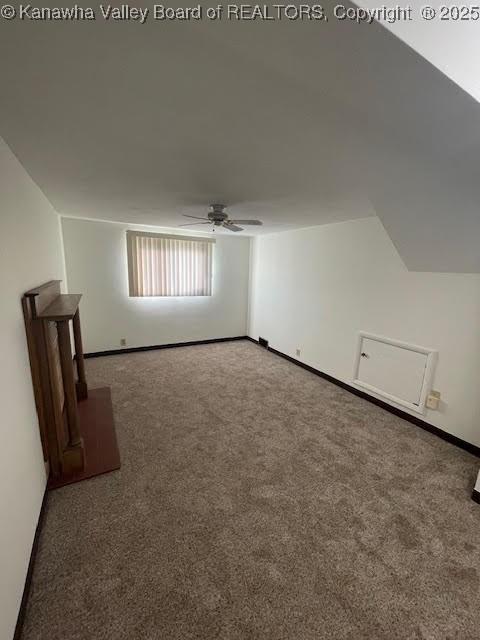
[181,204,263,232]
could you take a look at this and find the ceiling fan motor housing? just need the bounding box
[208,204,228,225]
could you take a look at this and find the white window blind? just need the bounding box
[127,231,214,297]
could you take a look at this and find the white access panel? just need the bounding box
[353,332,437,414]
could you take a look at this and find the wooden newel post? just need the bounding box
[57,322,82,446]
[73,309,88,400]
[57,320,85,473]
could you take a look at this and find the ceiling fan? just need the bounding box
[180,204,263,232]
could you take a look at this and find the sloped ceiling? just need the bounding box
[358,0,480,104]
[1,1,480,271]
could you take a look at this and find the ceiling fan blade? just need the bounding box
[183,214,209,220]
[179,222,212,227]
[223,222,243,232]
[230,219,263,226]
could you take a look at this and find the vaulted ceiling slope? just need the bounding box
[358,0,480,104]
[1,1,480,272]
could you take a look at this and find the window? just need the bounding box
[127,231,214,297]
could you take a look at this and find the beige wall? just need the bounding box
[61,217,251,353]
[249,217,480,447]
[0,137,66,640]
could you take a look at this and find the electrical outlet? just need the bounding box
[296,348,301,357]
[426,390,441,410]
[120,338,127,346]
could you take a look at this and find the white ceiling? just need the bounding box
[1,1,480,270]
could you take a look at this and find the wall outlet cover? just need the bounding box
[426,391,440,410]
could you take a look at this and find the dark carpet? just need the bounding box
[21,341,480,639]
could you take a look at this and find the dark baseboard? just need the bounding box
[246,337,480,458]
[472,490,480,505]
[84,336,248,359]
[14,487,49,640]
